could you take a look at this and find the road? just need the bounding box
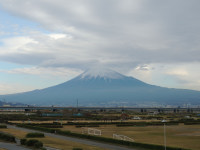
[0,142,31,150]
[7,125,138,150]
[0,141,59,150]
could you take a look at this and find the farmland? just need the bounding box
[0,107,200,150]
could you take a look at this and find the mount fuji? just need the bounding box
[1,69,200,106]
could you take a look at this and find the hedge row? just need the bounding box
[39,125,63,128]
[16,124,188,150]
[0,132,16,142]
[76,125,99,128]
[26,132,45,138]
[184,122,200,125]
[17,124,56,133]
[20,121,179,127]
[116,122,179,127]
[20,138,44,149]
[14,123,63,128]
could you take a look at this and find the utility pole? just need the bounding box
[76,99,78,112]
[164,122,166,150]
[162,120,167,150]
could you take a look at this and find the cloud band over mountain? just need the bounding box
[0,0,200,93]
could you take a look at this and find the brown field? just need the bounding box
[61,124,200,150]
[6,121,200,149]
[0,128,108,150]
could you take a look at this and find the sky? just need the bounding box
[0,0,200,94]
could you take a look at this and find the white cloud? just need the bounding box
[0,36,38,53]
[0,66,82,78]
[128,63,200,91]
[49,33,68,40]
[0,66,82,94]
[0,0,200,91]
[0,83,35,94]
[135,64,151,71]
[0,0,200,67]
[167,69,189,76]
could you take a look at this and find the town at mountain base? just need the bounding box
[1,69,200,107]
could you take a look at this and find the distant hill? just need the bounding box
[0,100,25,106]
[1,69,200,106]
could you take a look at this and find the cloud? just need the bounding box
[128,63,200,91]
[0,66,82,78]
[0,0,200,91]
[135,64,152,71]
[0,83,35,94]
[0,66,82,94]
[167,69,189,76]
[0,0,199,69]
[49,33,68,40]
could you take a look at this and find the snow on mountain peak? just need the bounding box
[79,68,124,79]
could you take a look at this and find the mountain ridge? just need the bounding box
[1,69,200,106]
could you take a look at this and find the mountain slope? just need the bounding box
[1,69,200,106]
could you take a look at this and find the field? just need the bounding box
[0,128,108,150]
[2,108,200,150]
[60,124,200,150]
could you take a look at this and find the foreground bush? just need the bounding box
[21,139,43,149]
[0,125,7,128]
[20,138,27,145]
[34,141,43,148]
[0,132,16,142]
[26,132,45,138]
[26,139,39,146]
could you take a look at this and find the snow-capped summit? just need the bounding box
[79,68,124,79]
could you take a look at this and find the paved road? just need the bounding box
[0,142,31,150]
[7,125,137,150]
[0,139,59,150]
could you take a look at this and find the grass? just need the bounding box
[0,128,108,150]
[0,128,27,139]
[7,120,200,149]
[61,124,200,150]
